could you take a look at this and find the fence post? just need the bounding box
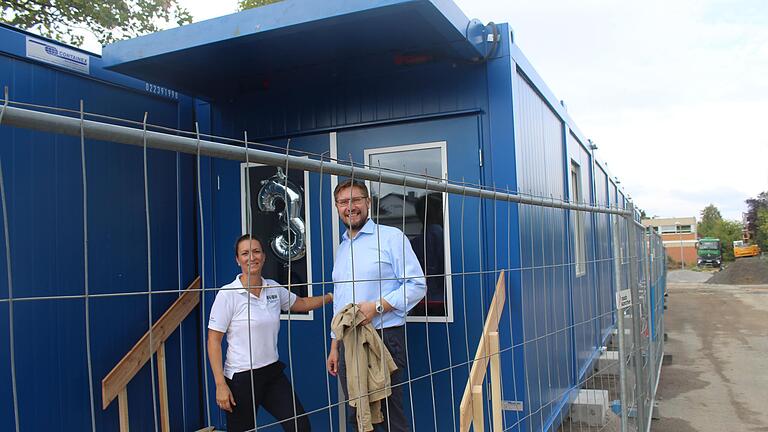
[625,204,648,432]
[472,386,484,431]
[611,213,629,432]
[118,388,129,432]
[489,332,503,432]
[643,227,656,405]
[157,342,170,432]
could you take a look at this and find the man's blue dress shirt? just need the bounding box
[331,219,426,337]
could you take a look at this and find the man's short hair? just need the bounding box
[333,179,369,201]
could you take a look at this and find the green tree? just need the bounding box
[714,220,743,262]
[756,207,768,251]
[1,0,192,47]
[697,204,742,261]
[698,204,722,236]
[239,0,282,11]
[745,191,768,246]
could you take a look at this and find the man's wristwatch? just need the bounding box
[375,300,384,314]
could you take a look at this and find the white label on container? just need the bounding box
[501,400,524,411]
[26,37,90,75]
[616,289,632,309]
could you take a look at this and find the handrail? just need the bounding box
[101,276,201,431]
[459,270,506,432]
[1,104,631,217]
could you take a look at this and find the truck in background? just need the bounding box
[733,240,761,258]
[697,237,722,267]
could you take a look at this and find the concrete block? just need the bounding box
[570,389,609,426]
[611,328,631,335]
[663,353,673,365]
[596,350,619,376]
[607,328,632,349]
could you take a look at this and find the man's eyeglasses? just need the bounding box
[335,196,368,207]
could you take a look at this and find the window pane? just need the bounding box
[244,165,310,315]
[368,148,442,238]
[571,162,586,276]
[368,146,448,317]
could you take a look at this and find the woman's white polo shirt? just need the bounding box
[208,275,296,379]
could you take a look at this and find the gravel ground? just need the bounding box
[707,256,768,285]
[653,282,768,431]
[666,269,714,284]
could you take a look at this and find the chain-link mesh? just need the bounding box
[0,99,665,432]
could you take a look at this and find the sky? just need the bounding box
[449,0,768,222]
[85,0,768,221]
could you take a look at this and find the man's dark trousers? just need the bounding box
[338,325,409,432]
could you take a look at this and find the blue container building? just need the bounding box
[0,1,645,430]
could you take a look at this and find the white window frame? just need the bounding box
[240,160,314,321]
[363,141,454,323]
[571,161,587,277]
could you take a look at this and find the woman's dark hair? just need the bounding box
[234,234,264,257]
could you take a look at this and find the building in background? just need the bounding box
[642,216,698,267]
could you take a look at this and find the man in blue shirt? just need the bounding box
[326,179,426,432]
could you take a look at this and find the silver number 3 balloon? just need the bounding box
[257,167,307,261]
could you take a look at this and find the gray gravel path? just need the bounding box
[653,282,768,431]
[665,269,713,284]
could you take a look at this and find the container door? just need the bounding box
[335,114,482,431]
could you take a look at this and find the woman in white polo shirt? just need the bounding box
[207,234,331,432]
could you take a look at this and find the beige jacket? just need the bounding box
[331,303,398,432]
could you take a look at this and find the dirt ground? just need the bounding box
[652,269,768,431]
[707,256,768,285]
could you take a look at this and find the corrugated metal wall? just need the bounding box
[567,131,609,382]
[212,60,484,141]
[594,162,615,341]
[0,27,198,431]
[513,71,572,431]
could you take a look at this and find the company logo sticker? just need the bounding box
[26,36,90,74]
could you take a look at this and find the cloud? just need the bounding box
[632,186,750,221]
[455,0,768,220]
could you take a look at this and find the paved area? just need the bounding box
[665,269,714,284]
[653,275,768,431]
